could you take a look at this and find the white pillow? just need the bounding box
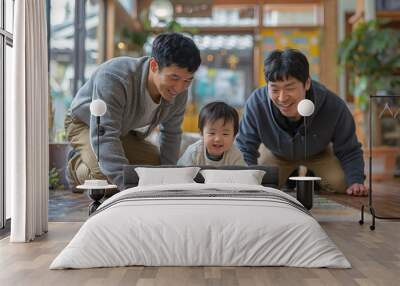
[200,169,266,185]
[135,167,201,186]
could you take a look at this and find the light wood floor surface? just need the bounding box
[0,220,399,286]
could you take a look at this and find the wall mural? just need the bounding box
[259,28,321,86]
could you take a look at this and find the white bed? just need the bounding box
[50,183,351,269]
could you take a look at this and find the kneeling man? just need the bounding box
[236,49,367,196]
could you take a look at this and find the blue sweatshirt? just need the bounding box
[236,81,365,187]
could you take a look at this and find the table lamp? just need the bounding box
[77,98,117,215]
[289,99,321,210]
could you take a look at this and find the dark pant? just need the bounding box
[258,144,347,193]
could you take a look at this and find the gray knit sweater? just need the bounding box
[70,56,188,187]
[177,139,247,166]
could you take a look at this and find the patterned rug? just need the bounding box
[307,194,366,222]
[49,189,366,222]
[49,190,90,222]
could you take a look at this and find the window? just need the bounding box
[192,34,254,109]
[48,0,105,143]
[49,0,76,142]
[376,0,400,10]
[5,0,13,33]
[156,5,259,28]
[85,0,101,80]
[263,4,323,27]
[47,0,105,197]
[178,5,258,27]
[1,0,14,230]
[184,34,254,132]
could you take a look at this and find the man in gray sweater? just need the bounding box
[65,32,201,189]
[236,49,368,196]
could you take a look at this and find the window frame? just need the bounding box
[0,0,14,231]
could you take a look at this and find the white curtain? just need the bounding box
[8,0,49,242]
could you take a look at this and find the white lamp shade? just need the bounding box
[297,99,315,117]
[90,99,107,116]
[149,0,173,21]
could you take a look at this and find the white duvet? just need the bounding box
[50,183,351,269]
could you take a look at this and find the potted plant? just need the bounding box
[115,8,189,57]
[338,19,400,180]
[49,167,64,190]
[338,19,400,109]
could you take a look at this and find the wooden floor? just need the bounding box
[322,179,400,217]
[1,220,399,286]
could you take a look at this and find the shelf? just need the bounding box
[377,11,400,20]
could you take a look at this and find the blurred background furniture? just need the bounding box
[360,94,400,230]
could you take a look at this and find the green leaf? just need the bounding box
[354,76,368,98]
[337,19,400,107]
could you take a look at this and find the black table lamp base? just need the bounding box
[87,188,105,215]
[296,181,314,210]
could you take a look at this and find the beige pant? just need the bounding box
[258,145,347,193]
[65,115,160,187]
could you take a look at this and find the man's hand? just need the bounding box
[346,183,368,196]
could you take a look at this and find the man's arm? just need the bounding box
[332,104,366,189]
[235,96,262,165]
[90,71,129,188]
[231,150,248,166]
[177,145,195,166]
[159,94,188,165]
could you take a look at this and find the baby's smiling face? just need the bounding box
[202,119,235,157]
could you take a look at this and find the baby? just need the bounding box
[177,101,246,166]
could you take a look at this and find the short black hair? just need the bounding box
[198,102,239,135]
[151,32,201,73]
[264,48,309,85]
